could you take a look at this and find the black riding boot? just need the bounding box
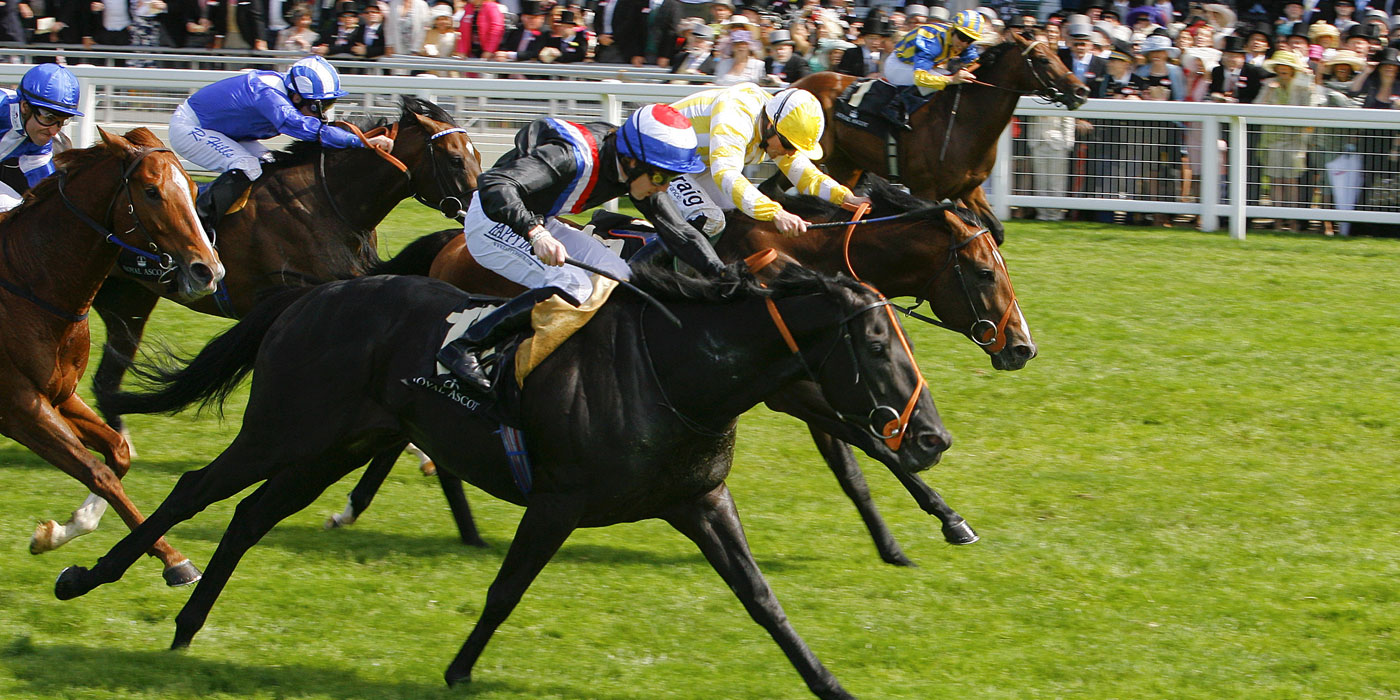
[436,287,561,394]
[195,169,252,236]
[880,89,920,132]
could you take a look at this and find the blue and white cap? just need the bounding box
[284,55,348,101]
[20,63,83,117]
[616,104,705,175]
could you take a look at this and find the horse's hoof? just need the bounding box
[163,560,202,587]
[55,565,93,601]
[942,519,979,545]
[30,520,60,554]
[461,536,488,549]
[880,551,917,567]
[420,459,437,477]
[444,670,472,687]
[325,512,353,529]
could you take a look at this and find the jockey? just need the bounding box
[667,84,870,240]
[881,9,987,130]
[0,64,83,212]
[434,103,724,394]
[167,55,393,233]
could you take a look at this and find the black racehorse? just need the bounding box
[54,264,949,699]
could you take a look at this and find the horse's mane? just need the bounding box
[973,39,1014,70]
[628,260,867,305]
[1,127,162,222]
[399,94,457,127]
[266,113,387,168]
[770,175,979,229]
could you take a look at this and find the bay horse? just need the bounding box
[0,127,222,587]
[90,96,482,448]
[54,265,949,700]
[794,29,1088,242]
[340,177,1031,565]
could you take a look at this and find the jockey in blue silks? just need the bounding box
[167,55,394,232]
[0,64,83,212]
[881,9,987,130]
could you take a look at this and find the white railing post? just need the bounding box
[1200,117,1220,233]
[602,93,622,212]
[1229,115,1247,241]
[991,121,1012,221]
[77,78,98,148]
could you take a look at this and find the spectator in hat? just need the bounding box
[455,0,504,59]
[421,4,457,60]
[835,16,891,77]
[1201,3,1235,31]
[1276,0,1305,36]
[1060,22,1108,82]
[1135,32,1186,225]
[1309,20,1340,53]
[765,28,810,85]
[277,5,319,51]
[1210,34,1266,102]
[1243,21,1273,65]
[1343,22,1379,56]
[1255,50,1316,228]
[497,0,542,60]
[709,0,734,33]
[670,21,717,76]
[1323,0,1358,35]
[350,2,387,58]
[1359,46,1399,109]
[521,7,587,62]
[903,4,928,26]
[315,1,360,55]
[715,28,766,84]
[1322,49,1365,97]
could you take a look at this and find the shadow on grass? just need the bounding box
[0,636,652,700]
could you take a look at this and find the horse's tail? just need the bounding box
[105,287,313,417]
[366,229,459,277]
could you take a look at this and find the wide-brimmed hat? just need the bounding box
[690,23,716,39]
[1180,46,1219,72]
[1323,49,1366,69]
[1139,32,1180,57]
[1201,3,1236,29]
[1262,48,1310,72]
[429,4,451,18]
[336,1,360,17]
[723,15,756,29]
[767,29,792,45]
[1308,21,1340,42]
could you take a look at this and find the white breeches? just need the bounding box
[665,172,730,240]
[0,179,22,212]
[461,192,630,305]
[169,102,271,180]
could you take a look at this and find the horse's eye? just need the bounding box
[1036,56,1051,65]
[978,268,996,282]
[868,341,887,355]
[450,156,465,167]
[144,185,160,199]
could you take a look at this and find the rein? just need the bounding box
[316,120,412,232]
[827,201,1018,354]
[963,39,1073,105]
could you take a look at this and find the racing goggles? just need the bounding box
[30,105,72,128]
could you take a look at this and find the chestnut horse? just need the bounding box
[90,96,482,447]
[339,177,1033,565]
[794,30,1088,242]
[0,127,222,586]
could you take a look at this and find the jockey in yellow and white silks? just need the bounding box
[668,84,870,238]
[882,9,986,129]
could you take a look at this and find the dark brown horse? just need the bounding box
[794,30,1088,241]
[0,127,221,586]
[338,177,1032,565]
[90,96,482,447]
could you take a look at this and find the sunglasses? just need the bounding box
[31,106,71,128]
[649,170,681,186]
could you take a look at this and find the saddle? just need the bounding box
[834,79,926,139]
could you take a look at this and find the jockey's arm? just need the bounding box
[476,143,576,238]
[706,95,783,221]
[773,152,853,209]
[633,190,726,276]
[268,100,364,149]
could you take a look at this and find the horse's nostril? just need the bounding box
[189,262,215,286]
[920,432,950,453]
[1013,343,1033,359]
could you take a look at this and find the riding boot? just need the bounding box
[880,89,917,132]
[436,286,561,395]
[195,169,252,237]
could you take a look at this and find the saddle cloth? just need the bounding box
[514,273,618,386]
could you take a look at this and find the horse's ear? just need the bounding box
[123,127,165,149]
[407,111,437,132]
[98,127,136,158]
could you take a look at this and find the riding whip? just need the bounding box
[939,83,962,164]
[564,257,684,328]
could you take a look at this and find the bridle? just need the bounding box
[411,124,473,218]
[316,118,476,229]
[637,273,927,452]
[0,147,178,322]
[823,201,1019,355]
[961,37,1075,107]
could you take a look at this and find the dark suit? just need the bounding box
[1058,49,1109,84]
[1208,63,1268,104]
[834,45,882,78]
[670,48,715,75]
[349,20,385,58]
[501,25,540,57]
[519,28,589,63]
[592,0,648,64]
[234,0,268,47]
[767,54,810,84]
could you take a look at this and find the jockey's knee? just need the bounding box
[231,158,263,181]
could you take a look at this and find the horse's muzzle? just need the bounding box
[905,427,951,471]
[990,339,1037,371]
[175,260,224,300]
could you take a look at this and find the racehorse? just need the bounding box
[794,29,1088,242]
[54,265,949,700]
[0,127,221,587]
[89,96,482,448]
[339,176,1032,566]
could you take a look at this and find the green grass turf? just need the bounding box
[2,205,1399,699]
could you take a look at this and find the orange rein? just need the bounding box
[331,121,409,174]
